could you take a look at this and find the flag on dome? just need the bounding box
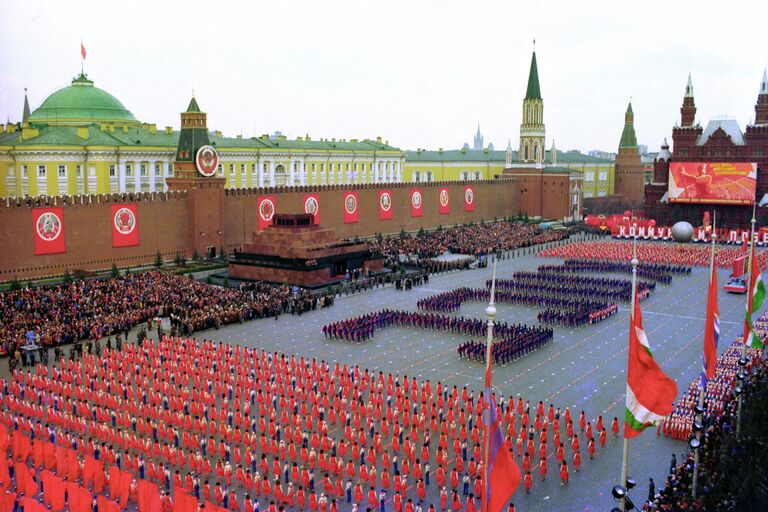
[81,42,86,59]
[743,244,765,349]
[624,288,678,438]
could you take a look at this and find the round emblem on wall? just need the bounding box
[345,194,358,215]
[304,197,319,216]
[380,192,392,212]
[36,212,62,241]
[411,191,422,209]
[259,199,275,222]
[114,207,136,235]
[439,189,450,207]
[195,145,219,177]
[465,187,474,205]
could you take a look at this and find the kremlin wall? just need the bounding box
[0,179,519,281]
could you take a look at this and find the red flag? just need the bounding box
[464,185,475,212]
[173,490,197,512]
[138,479,162,512]
[14,462,38,496]
[438,187,450,215]
[343,191,358,224]
[0,491,17,512]
[98,495,122,512]
[32,207,66,255]
[482,367,521,512]
[257,195,276,231]
[44,441,56,470]
[66,449,79,481]
[22,497,48,512]
[703,265,719,381]
[410,188,423,217]
[111,204,139,247]
[625,288,678,438]
[81,42,87,59]
[379,190,393,220]
[303,193,320,225]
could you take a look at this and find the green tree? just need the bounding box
[192,250,200,262]
[154,251,163,267]
[9,278,21,291]
[205,275,213,285]
[223,277,230,288]
[174,252,184,266]
[110,263,119,278]
[62,270,72,285]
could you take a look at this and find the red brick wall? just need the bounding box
[0,193,190,281]
[0,180,520,281]
[221,181,520,252]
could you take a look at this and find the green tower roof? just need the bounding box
[619,101,637,148]
[27,74,138,125]
[525,51,542,100]
[186,96,201,113]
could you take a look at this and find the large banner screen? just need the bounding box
[668,162,756,204]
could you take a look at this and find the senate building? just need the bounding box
[0,74,405,198]
[1,49,614,208]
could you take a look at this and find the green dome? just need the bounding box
[27,74,138,125]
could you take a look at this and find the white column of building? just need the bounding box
[258,160,264,188]
[134,159,141,192]
[269,161,275,187]
[118,159,126,193]
[163,160,169,191]
[395,161,401,182]
[299,159,306,186]
[149,159,156,192]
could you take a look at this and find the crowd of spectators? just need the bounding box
[540,240,768,269]
[0,272,326,356]
[368,221,572,262]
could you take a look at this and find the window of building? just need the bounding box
[109,165,116,177]
[21,165,28,178]
[37,165,46,178]
[140,163,147,176]
[412,171,420,182]
[126,164,133,176]
[58,165,66,178]
[168,163,174,176]
[155,163,162,176]
[229,164,235,176]
[218,164,224,176]
[599,170,607,181]
[240,164,246,177]
[474,171,481,180]
[76,165,83,177]
[598,189,607,197]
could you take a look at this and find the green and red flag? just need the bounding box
[743,244,765,349]
[624,288,678,438]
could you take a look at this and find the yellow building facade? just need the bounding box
[0,74,404,198]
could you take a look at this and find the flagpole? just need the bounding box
[619,243,638,511]
[692,211,716,499]
[482,259,497,512]
[737,205,756,439]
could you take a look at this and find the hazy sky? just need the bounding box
[1,0,767,153]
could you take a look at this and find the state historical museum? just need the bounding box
[645,72,768,229]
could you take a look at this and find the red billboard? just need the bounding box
[668,162,757,204]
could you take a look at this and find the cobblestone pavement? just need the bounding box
[2,240,747,511]
[196,245,745,512]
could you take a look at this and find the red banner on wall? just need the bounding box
[411,188,423,217]
[32,207,66,255]
[463,185,475,212]
[303,193,320,225]
[343,191,359,224]
[257,195,276,231]
[379,190,393,220]
[438,187,450,215]
[111,204,139,247]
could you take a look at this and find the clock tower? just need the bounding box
[167,96,226,258]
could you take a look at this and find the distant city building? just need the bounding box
[473,124,483,151]
[637,144,648,155]
[588,150,617,161]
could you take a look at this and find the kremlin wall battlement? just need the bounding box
[0,180,520,281]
